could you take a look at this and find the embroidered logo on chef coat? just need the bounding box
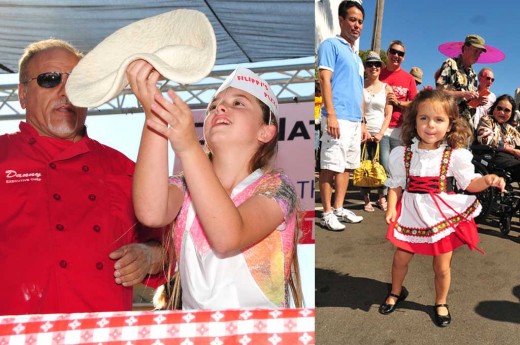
[4,169,42,184]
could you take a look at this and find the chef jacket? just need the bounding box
[0,122,164,315]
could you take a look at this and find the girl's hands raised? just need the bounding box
[148,90,200,155]
[126,60,162,117]
[126,60,200,155]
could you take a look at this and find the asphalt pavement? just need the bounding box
[315,176,520,345]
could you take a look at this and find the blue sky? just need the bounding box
[358,0,519,98]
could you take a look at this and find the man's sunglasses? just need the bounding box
[483,76,495,82]
[366,62,382,68]
[24,72,71,88]
[388,48,405,57]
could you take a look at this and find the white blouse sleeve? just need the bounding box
[385,146,407,189]
[450,148,481,190]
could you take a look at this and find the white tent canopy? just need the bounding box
[0,0,314,74]
[0,0,314,118]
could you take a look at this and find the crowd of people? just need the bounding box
[316,0,517,328]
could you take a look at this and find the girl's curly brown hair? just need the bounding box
[401,89,473,149]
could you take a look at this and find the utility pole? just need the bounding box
[371,0,384,53]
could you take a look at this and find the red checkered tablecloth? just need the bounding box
[0,308,315,344]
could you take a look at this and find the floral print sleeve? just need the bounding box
[477,115,520,149]
[168,174,187,191]
[436,56,477,92]
[254,171,297,227]
[436,58,456,89]
[476,115,501,148]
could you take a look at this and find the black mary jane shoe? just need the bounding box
[378,287,409,315]
[434,304,451,327]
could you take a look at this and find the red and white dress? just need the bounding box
[385,142,484,256]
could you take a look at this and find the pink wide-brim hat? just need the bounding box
[438,42,505,64]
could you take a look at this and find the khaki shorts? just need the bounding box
[320,119,361,173]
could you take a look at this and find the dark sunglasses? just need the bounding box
[496,105,512,114]
[24,72,70,88]
[366,62,381,68]
[483,76,495,82]
[388,48,405,57]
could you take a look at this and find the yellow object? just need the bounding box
[353,143,387,187]
[314,96,322,120]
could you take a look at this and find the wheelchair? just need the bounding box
[470,145,520,235]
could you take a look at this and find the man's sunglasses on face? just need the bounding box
[24,72,71,88]
[388,48,405,57]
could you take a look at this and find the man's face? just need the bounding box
[462,44,484,66]
[18,48,87,141]
[479,70,494,89]
[386,44,405,71]
[339,6,364,45]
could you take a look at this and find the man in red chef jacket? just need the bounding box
[0,39,166,315]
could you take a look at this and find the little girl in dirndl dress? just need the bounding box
[378,89,505,327]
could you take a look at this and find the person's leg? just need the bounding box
[332,120,363,222]
[377,186,387,211]
[319,119,342,215]
[333,170,349,209]
[359,140,374,211]
[319,168,346,231]
[433,251,453,316]
[360,187,374,211]
[319,119,348,230]
[336,120,358,210]
[319,169,336,214]
[334,121,359,210]
[358,141,369,207]
[379,135,390,173]
[361,141,377,211]
[386,248,414,304]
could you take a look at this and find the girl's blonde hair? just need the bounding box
[401,89,473,149]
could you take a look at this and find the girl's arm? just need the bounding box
[127,60,184,227]
[145,91,287,257]
[465,174,505,193]
[385,187,402,224]
[451,149,505,194]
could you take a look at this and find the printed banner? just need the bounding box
[174,102,315,244]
